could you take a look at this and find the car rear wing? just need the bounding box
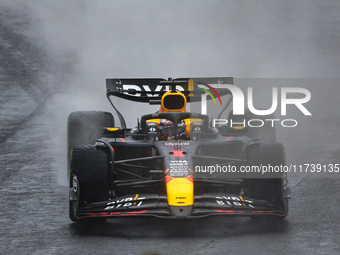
[105,77,233,129]
[106,77,234,103]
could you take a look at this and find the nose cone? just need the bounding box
[169,205,193,217]
[166,177,194,206]
[166,176,194,217]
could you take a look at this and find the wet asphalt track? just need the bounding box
[1,2,340,255]
[1,104,340,254]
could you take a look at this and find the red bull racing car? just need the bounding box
[67,77,290,223]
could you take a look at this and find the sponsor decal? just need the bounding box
[104,195,145,210]
[122,84,185,97]
[169,160,189,177]
[193,126,202,132]
[165,142,190,146]
[215,196,255,208]
[148,126,157,132]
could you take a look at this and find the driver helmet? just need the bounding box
[158,119,187,140]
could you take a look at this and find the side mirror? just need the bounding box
[103,127,125,138]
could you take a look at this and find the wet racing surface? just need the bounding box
[1,107,339,254]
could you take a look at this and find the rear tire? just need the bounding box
[246,142,288,220]
[69,144,109,223]
[67,111,114,177]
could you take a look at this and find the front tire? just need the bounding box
[69,144,109,223]
[246,142,289,219]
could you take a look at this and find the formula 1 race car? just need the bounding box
[67,77,290,223]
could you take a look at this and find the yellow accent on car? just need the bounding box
[188,79,194,97]
[183,118,204,135]
[233,126,244,130]
[166,177,194,206]
[146,119,161,124]
[239,196,246,206]
[107,128,119,131]
[161,90,187,112]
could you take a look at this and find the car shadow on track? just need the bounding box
[68,216,289,239]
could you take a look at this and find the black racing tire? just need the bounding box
[67,111,114,177]
[69,144,109,223]
[246,142,289,220]
[228,108,276,143]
